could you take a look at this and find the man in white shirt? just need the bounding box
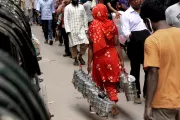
[165,1,180,28]
[64,0,89,66]
[121,0,150,104]
[83,0,93,25]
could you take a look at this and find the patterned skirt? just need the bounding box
[92,46,121,88]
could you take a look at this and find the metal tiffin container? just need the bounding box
[72,70,81,89]
[83,81,94,98]
[103,98,114,113]
[93,97,102,114]
[118,70,128,93]
[124,75,138,101]
[90,91,98,107]
[87,87,96,102]
[77,75,86,93]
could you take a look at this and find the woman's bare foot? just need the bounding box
[111,103,119,117]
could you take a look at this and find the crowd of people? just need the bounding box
[27,0,180,119]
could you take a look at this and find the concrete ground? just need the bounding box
[32,25,146,120]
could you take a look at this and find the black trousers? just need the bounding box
[58,25,63,44]
[61,27,70,54]
[127,30,150,97]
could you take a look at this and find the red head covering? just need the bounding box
[88,4,118,53]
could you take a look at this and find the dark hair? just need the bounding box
[140,0,166,22]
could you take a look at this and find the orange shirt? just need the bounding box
[144,27,180,109]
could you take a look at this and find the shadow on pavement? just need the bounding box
[116,106,134,120]
[71,104,134,120]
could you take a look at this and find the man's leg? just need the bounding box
[153,108,178,120]
[61,28,71,56]
[71,46,79,66]
[130,60,141,95]
[48,20,53,45]
[79,44,88,65]
[127,42,141,104]
[41,20,48,43]
[33,9,36,24]
[52,14,57,39]
[58,25,63,45]
[175,109,180,120]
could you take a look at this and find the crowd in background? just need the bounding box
[22,0,180,119]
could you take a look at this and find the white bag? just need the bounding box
[112,11,127,44]
[91,0,96,8]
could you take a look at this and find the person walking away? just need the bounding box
[64,0,89,66]
[140,1,180,120]
[104,0,121,19]
[37,0,55,45]
[88,4,124,116]
[24,0,34,25]
[56,0,71,57]
[33,0,39,24]
[116,0,129,11]
[165,1,180,28]
[83,0,94,26]
[121,0,150,104]
[53,0,61,42]
[56,0,64,46]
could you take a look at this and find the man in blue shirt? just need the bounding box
[37,0,55,45]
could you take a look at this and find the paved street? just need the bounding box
[32,25,146,120]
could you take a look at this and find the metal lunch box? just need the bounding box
[124,75,138,101]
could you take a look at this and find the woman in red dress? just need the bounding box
[88,4,124,115]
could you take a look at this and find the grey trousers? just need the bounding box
[153,108,180,120]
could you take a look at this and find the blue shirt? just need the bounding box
[37,0,55,20]
[118,0,128,8]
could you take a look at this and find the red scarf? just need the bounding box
[88,4,118,53]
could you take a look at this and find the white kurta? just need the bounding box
[64,4,89,47]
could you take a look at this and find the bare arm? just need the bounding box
[146,67,158,107]
[88,42,93,66]
[144,67,158,120]
[87,41,93,73]
[56,3,65,15]
[114,35,124,66]
[107,2,117,13]
[107,2,121,18]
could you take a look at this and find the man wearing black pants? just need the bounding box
[56,0,71,57]
[61,27,71,56]
[121,0,150,104]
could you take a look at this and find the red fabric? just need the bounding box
[88,4,118,53]
[88,4,121,102]
[104,82,118,102]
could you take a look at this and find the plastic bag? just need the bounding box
[32,34,40,56]
[91,0,96,8]
[112,11,127,44]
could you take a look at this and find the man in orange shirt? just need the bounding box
[140,0,180,120]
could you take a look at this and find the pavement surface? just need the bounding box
[32,25,146,120]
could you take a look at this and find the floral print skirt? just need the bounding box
[92,46,121,101]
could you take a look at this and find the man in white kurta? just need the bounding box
[64,0,89,66]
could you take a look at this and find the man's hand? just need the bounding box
[144,107,153,120]
[115,11,121,19]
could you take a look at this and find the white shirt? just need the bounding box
[83,1,93,22]
[33,0,38,9]
[25,0,33,9]
[64,4,89,47]
[121,6,147,40]
[166,3,180,28]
